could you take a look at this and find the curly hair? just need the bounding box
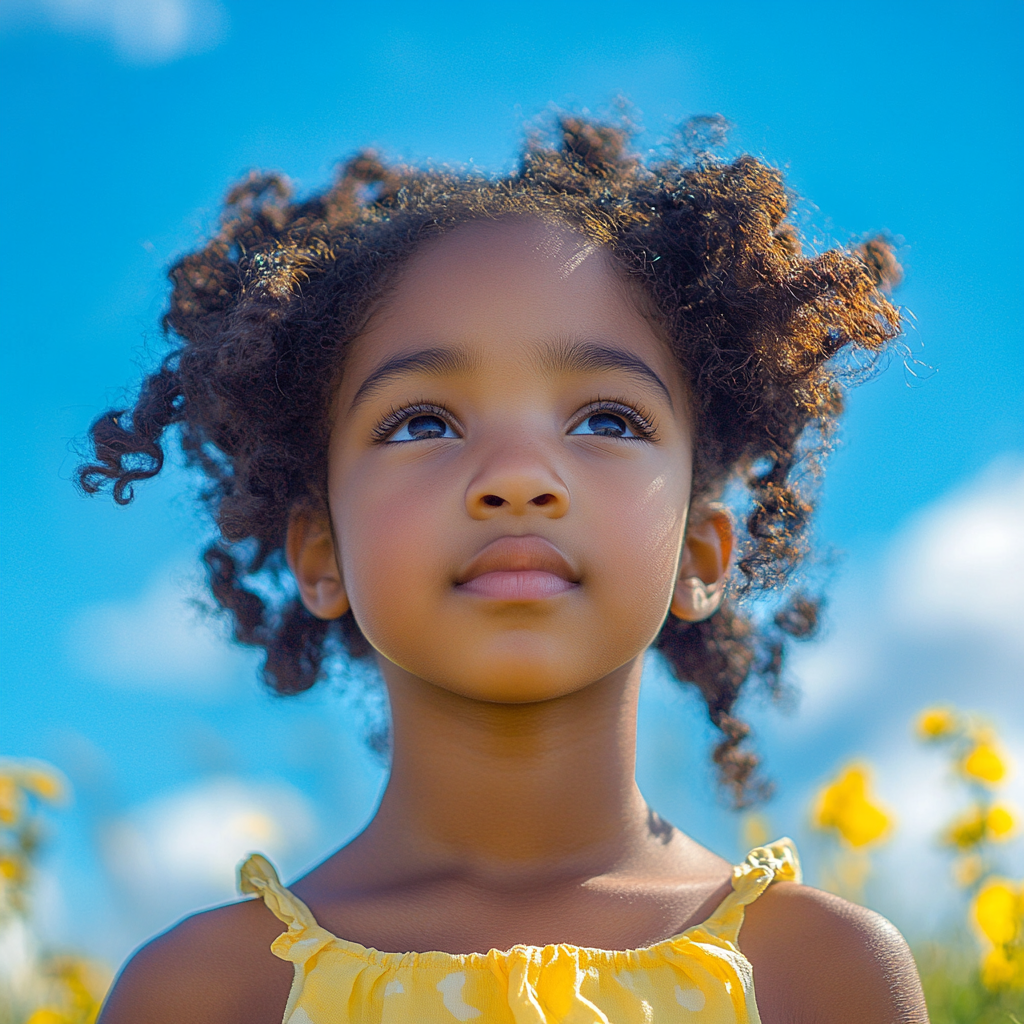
[79,115,901,805]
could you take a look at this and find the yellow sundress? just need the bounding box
[239,838,800,1024]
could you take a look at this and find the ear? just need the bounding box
[285,508,350,620]
[670,506,734,622]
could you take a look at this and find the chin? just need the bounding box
[486,673,590,703]
[447,675,592,705]
[371,628,647,704]
[429,647,621,705]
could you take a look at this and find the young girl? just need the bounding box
[81,117,928,1023]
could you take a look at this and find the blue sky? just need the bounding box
[1,0,1022,965]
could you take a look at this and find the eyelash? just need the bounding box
[371,402,458,443]
[370,398,659,443]
[570,398,658,441]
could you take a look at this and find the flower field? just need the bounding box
[2,705,1022,1022]
[807,707,1022,1020]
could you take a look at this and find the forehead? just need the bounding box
[376,218,642,330]
[341,218,681,392]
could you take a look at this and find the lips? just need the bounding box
[455,535,579,601]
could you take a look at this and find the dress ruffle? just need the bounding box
[238,838,800,1023]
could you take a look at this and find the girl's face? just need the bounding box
[312,218,702,703]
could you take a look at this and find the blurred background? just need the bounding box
[1,0,1022,1018]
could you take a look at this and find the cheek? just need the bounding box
[332,459,451,639]
[585,470,690,627]
[327,442,692,693]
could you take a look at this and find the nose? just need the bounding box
[465,448,571,520]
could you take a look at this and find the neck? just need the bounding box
[360,657,651,882]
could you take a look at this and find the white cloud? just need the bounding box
[784,619,878,725]
[102,776,316,919]
[68,563,254,692]
[3,0,227,63]
[0,917,39,1000]
[782,458,1024,729]
[888,458,1024,646]
[750,457,1024,936]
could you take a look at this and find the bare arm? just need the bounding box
[740,882,929,1024]
[97,899,292,1024]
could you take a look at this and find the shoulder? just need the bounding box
[739,882,929,1024]
[97,897,292,1024]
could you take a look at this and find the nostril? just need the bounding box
[482,495,505,507]
[531,493,555,506]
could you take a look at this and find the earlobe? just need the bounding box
[670,507,734,623]
[285,509,350,620]
[672,576,722,621]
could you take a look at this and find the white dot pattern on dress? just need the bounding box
[437,971,482,1020]
[242,840,803,1023]
[675,984,707,1011]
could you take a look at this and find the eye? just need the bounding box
[388,412,458,442]
[569,411,637,438]
[567,400,657,441]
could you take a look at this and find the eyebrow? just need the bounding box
[350,346,475,408]
[348,338,674,409]
[539,339,674,407]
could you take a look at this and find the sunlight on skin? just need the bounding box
[319,217,712,703]
[284,217,738,936]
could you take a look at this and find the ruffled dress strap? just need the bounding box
[239,853,337,965]
[697,838,802,945]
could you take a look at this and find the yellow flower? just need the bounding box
[0,855,21,880]
[0,760,68,826]
[973,880,1023,947]
[917,706,957,740]
[944,805,987,849]
[0,771,22,826]
[813,765,893,848]
[987,804,1017,841]
[980,944,1024,991]
[22,766,67,804]
[962,739,1010,785]
[25,1011,69,1024]
[44,954,113,1022]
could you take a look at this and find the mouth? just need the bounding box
[455,535,580,601]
